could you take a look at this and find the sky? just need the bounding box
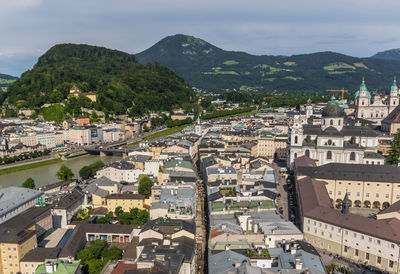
[1,0,400,76]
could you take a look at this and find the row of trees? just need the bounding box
[96,206,149,226]
[0,149,50,165]
[201,106,256,120]
[79,160,105,179]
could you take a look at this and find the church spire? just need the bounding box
[391,76,398,92]
[341,191,351,214]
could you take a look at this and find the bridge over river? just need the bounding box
[84,146,135,157]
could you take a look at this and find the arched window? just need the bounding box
[330,120,333,126]
[371,113,373,118]
[294,153,298,159]
[376,113,378,118]
[350,152,355,161]
[362,101,364,105]
[294,136,298,144]
[328,139,332,146]
[305,149,310,157]
[327,151,332,160]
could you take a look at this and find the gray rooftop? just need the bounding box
[0,187,43,219]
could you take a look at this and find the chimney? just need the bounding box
[295,259,303,270]
[46,262,53,273]
[253,223,258,233]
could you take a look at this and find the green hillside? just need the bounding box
[372,48,400,61]
[2,44,195,116]
[137,34,400,92]
[0,73,18,90]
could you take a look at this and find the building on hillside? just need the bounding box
[76,116,90,126]
[289,97,383,168]
[354,78,399,125]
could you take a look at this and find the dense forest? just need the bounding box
[1,44,195,117]
[137,34,400,93]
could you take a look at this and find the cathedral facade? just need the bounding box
[354,78,399,125]
[289,99,384,168]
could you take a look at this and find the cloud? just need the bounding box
[0,0,400,75]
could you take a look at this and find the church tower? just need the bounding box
[195,117,202,136]
[305,98,313,118]
[388,77,399,112]
[355,78,371,119]
[356,78,370,107]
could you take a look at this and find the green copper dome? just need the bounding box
[391,78,398,92]
[354,78,372,99]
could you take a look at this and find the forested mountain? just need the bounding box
[0,73,18,89]
[137,34,400,93]
[2,44,195,116]
[372,49,400,61]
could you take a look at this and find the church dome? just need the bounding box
[354,78,371,99]
[322,102,345,117]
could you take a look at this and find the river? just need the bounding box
[0,155,121,189]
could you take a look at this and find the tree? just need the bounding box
[114,206,123,218]
[56,165,74,181]
[22,177,35,189]
[79,166,92,179]
[387,129,400,165]
[138,175,154,198]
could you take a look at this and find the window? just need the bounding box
[355,249,359,256]
[350,152,356,161]
[376,193,379,198]
[338,191,342,196]
[377,240,381,245]
[344,246,348,252]
[305,149,310,157]
[366,193,370,198]
[294,136,298,144]
[338,120,341,125]
[345,230,348,235]
[330,120,333,126]
[357,192,360,197]
[377,256,382,264]
[386,194,389,198]
[390,260,394,268]
[327,151,332,160]
[294,153,297,159]
[329,191,333,195]
[328,139,332,145]
[366,253,370,260]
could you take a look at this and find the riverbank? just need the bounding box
[0,158,63,176]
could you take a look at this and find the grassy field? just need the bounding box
[223,60,239,65]
[0,158,62,175]
[143,124,190,141]
[323,62,356,71]
[353,62,368,69]
[283,61,296,66]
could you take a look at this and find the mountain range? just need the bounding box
[137,34,400,93]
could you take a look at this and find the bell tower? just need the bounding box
[389,77,399,112]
